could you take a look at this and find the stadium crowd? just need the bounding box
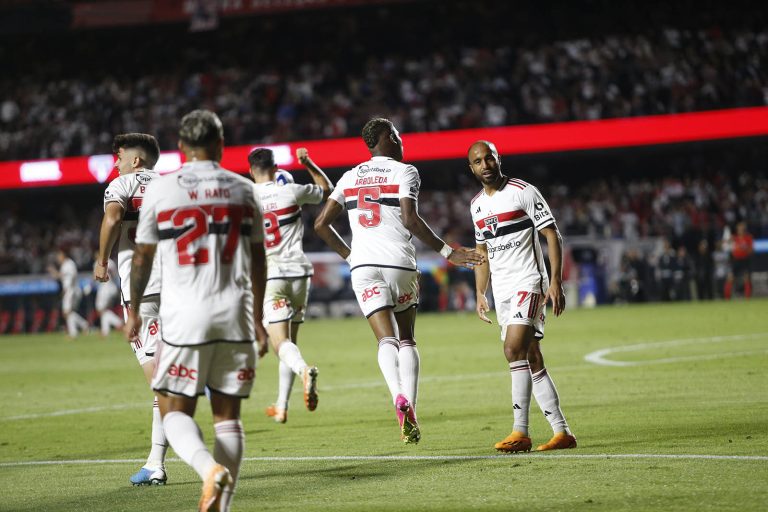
[0,2,766,160]
[2,165,764,305]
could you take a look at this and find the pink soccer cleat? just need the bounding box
[395,394,421,444]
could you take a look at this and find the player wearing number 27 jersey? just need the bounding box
[128,110,268,512]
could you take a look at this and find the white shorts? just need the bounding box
[95,282,119,312]
[264,277,310,324]
[496,290,546,341]
[62,289,82,313]
[124,297,161,366]
[151,341,257,398]
[351,266,419,318]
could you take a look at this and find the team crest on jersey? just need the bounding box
[135,173,151,185]
[485,215,499,235]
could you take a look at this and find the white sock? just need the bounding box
[162,411,215,480]
[66,312,87,336]
[145,397,168,469]
[214,419,245,512]
[277,341,308,376]
[276,360,295,410]
[377,337,401,404]
[398,339,420,407]
[532,368,571,435]
[100,309,122,336]
[509,360,532,436]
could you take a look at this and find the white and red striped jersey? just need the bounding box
[471,177,555,300]
[329,156,420,270]
[135,161,264,346]
[253,181,323,279]
[103,169,161,303]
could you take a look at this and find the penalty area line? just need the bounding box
[2,453,767,468]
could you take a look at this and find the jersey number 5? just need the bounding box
[357,187,381,228]
[172,205,244,266]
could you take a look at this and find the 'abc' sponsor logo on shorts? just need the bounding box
[237,368,255,381]
[361,286,380,303]
[168,364,197,380]
[397,292,413,304]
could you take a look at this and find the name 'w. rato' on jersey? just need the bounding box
[253,180,323,279]
[103,169,161,304]
[471,177,556,300]
[329,156,420,270]
[135,161,264,346]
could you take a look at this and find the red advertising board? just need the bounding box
[1,107,766,189]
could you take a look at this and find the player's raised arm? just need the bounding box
[296,148,334,200]
[399,197,484,269]
[540,225,565,316]
[314,199,351,261]
[473,243,492,324]
[94,202,124,281]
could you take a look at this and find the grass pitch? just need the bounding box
[1,299,767,511]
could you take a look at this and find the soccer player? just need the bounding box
[49,249,88,337]
[468,140,577,453]
[93,256,123,336]
[94,133,169,485]
[314,118,484,444]
[125,109,268,512]
[250,147,333,423]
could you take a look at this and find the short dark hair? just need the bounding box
[112,133,160,169]
[361,118,393,149]
[179,110,223,149]
[248,148,275,170]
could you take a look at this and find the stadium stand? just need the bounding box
[0,1,765,159]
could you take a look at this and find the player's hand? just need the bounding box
[255,324,269,358]
[545,279,566,317]
[93,262,108,282]
[296,147,311,166]
[476,293,492,324]
[123,311,142,342]
[448,247,485,269]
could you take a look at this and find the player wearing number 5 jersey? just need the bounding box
[315,118,484,444]
[94,133,169,486]
[468,140,576,454]
[126,110,268,512]
[249,147,333,423]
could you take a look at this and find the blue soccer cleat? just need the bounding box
[130,466,167,486]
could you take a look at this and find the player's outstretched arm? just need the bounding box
[251,241,269,358]
[94,202,124,281]
[124,243,156,341]
[473,243,492,324]
[314,199,351,261]
[540,226,565,316]
[296,148,334,200]
[400,197,484,269]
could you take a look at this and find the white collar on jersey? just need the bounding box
[181,160,220,170]
[371,156,395,161]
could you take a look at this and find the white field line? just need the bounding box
[584,332,768,367]
[1,453,767,468]
[1,403,147,421]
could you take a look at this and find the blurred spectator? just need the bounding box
[0,3,766,160]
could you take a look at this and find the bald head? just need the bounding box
[467,140,498,160]
[467,139,504,189]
